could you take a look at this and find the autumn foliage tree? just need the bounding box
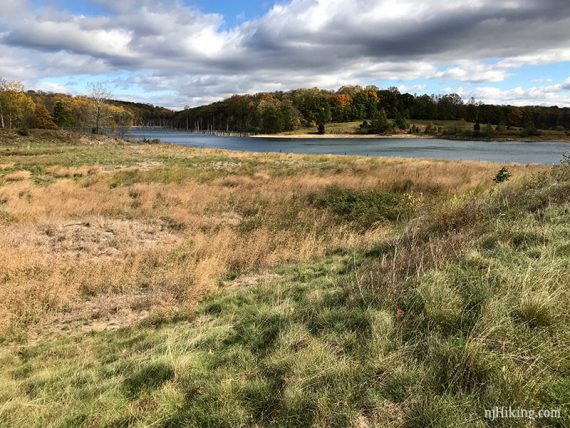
[0,78,35,129]
[33,104,57,129]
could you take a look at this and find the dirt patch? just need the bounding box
[0,163,15,170]
[78,134,125,145]
[28,291,180,341]
[222,272,280,289]
[353,401,405,427]
[208,211,243,226]
[5,217,180,261]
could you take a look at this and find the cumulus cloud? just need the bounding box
[448,85,570,107]
[1,0,570,107]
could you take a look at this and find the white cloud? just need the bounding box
[433,61,508,83]
[33,81,71,94]
[451,85,570,106]
[1,0,570,107]
[397,84,428,93]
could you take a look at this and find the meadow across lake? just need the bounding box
[127,128,570,164]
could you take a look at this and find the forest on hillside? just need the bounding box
[173,86,570,135]
[2,78,570,136]
[0,78,173,133]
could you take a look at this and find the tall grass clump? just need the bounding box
[351,159,570,426]
[308,185,414,229]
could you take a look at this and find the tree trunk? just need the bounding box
[95,106,101,134]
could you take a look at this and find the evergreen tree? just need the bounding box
[371,108,391,133]
[53,101,74,128]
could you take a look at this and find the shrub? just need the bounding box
[493,166,511,183]
[395,115,408,130]
[141,137,161,144]
[371,108,391,133]
[317,123,325,134]
[520,126,541,137]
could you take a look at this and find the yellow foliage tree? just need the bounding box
[0,78,35,129]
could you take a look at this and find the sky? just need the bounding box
[1,0,570,110]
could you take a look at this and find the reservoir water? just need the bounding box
[127,129,569,164]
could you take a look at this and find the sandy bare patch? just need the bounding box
[222,272,280,289]
[251,133,430,139]
[353,401,405,427]
[45,166,101,178]
[0,163,15,170]
[78,134,124,145]
[28,291,180,341]
[206,211,243,227]
[4,217,180,261]
[4,170,31,181]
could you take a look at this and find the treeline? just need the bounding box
[172,86,570,134]
[27,91,174,132]
[0,78,174,133]
[3,79,570,136]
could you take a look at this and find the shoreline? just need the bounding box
[250,132,570,143]
[251,133,429,139]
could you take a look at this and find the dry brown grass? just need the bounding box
[0,135,546,340]
[45,165,101,178]
[0,162,15,171]
[3,170,31,182]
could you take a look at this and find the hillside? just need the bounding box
[255,119,570,142]
[172,86,570,137]
[0,130,568,426]
[2,81,569,141]
[27,91,175,128]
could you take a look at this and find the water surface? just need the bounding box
[127,129,569,164]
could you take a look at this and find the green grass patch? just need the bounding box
[309,185,413,229]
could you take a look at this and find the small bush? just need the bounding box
[493,166,511,183]
[17,127,30,136]
[520,126,541,137]
[141,137,161,144]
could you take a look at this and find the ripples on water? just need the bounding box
[127,129,570,164]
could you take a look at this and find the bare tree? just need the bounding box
[88,82,112,134]
[0,77,6,129]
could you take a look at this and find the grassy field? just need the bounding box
[0,129,568,426]
[277,119,570,141]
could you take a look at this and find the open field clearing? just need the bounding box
[0,129,568,427]
[257,119,570,142]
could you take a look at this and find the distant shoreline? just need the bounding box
[250,132,570,143]
[127,127,570,143]
[250,133,430,139]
